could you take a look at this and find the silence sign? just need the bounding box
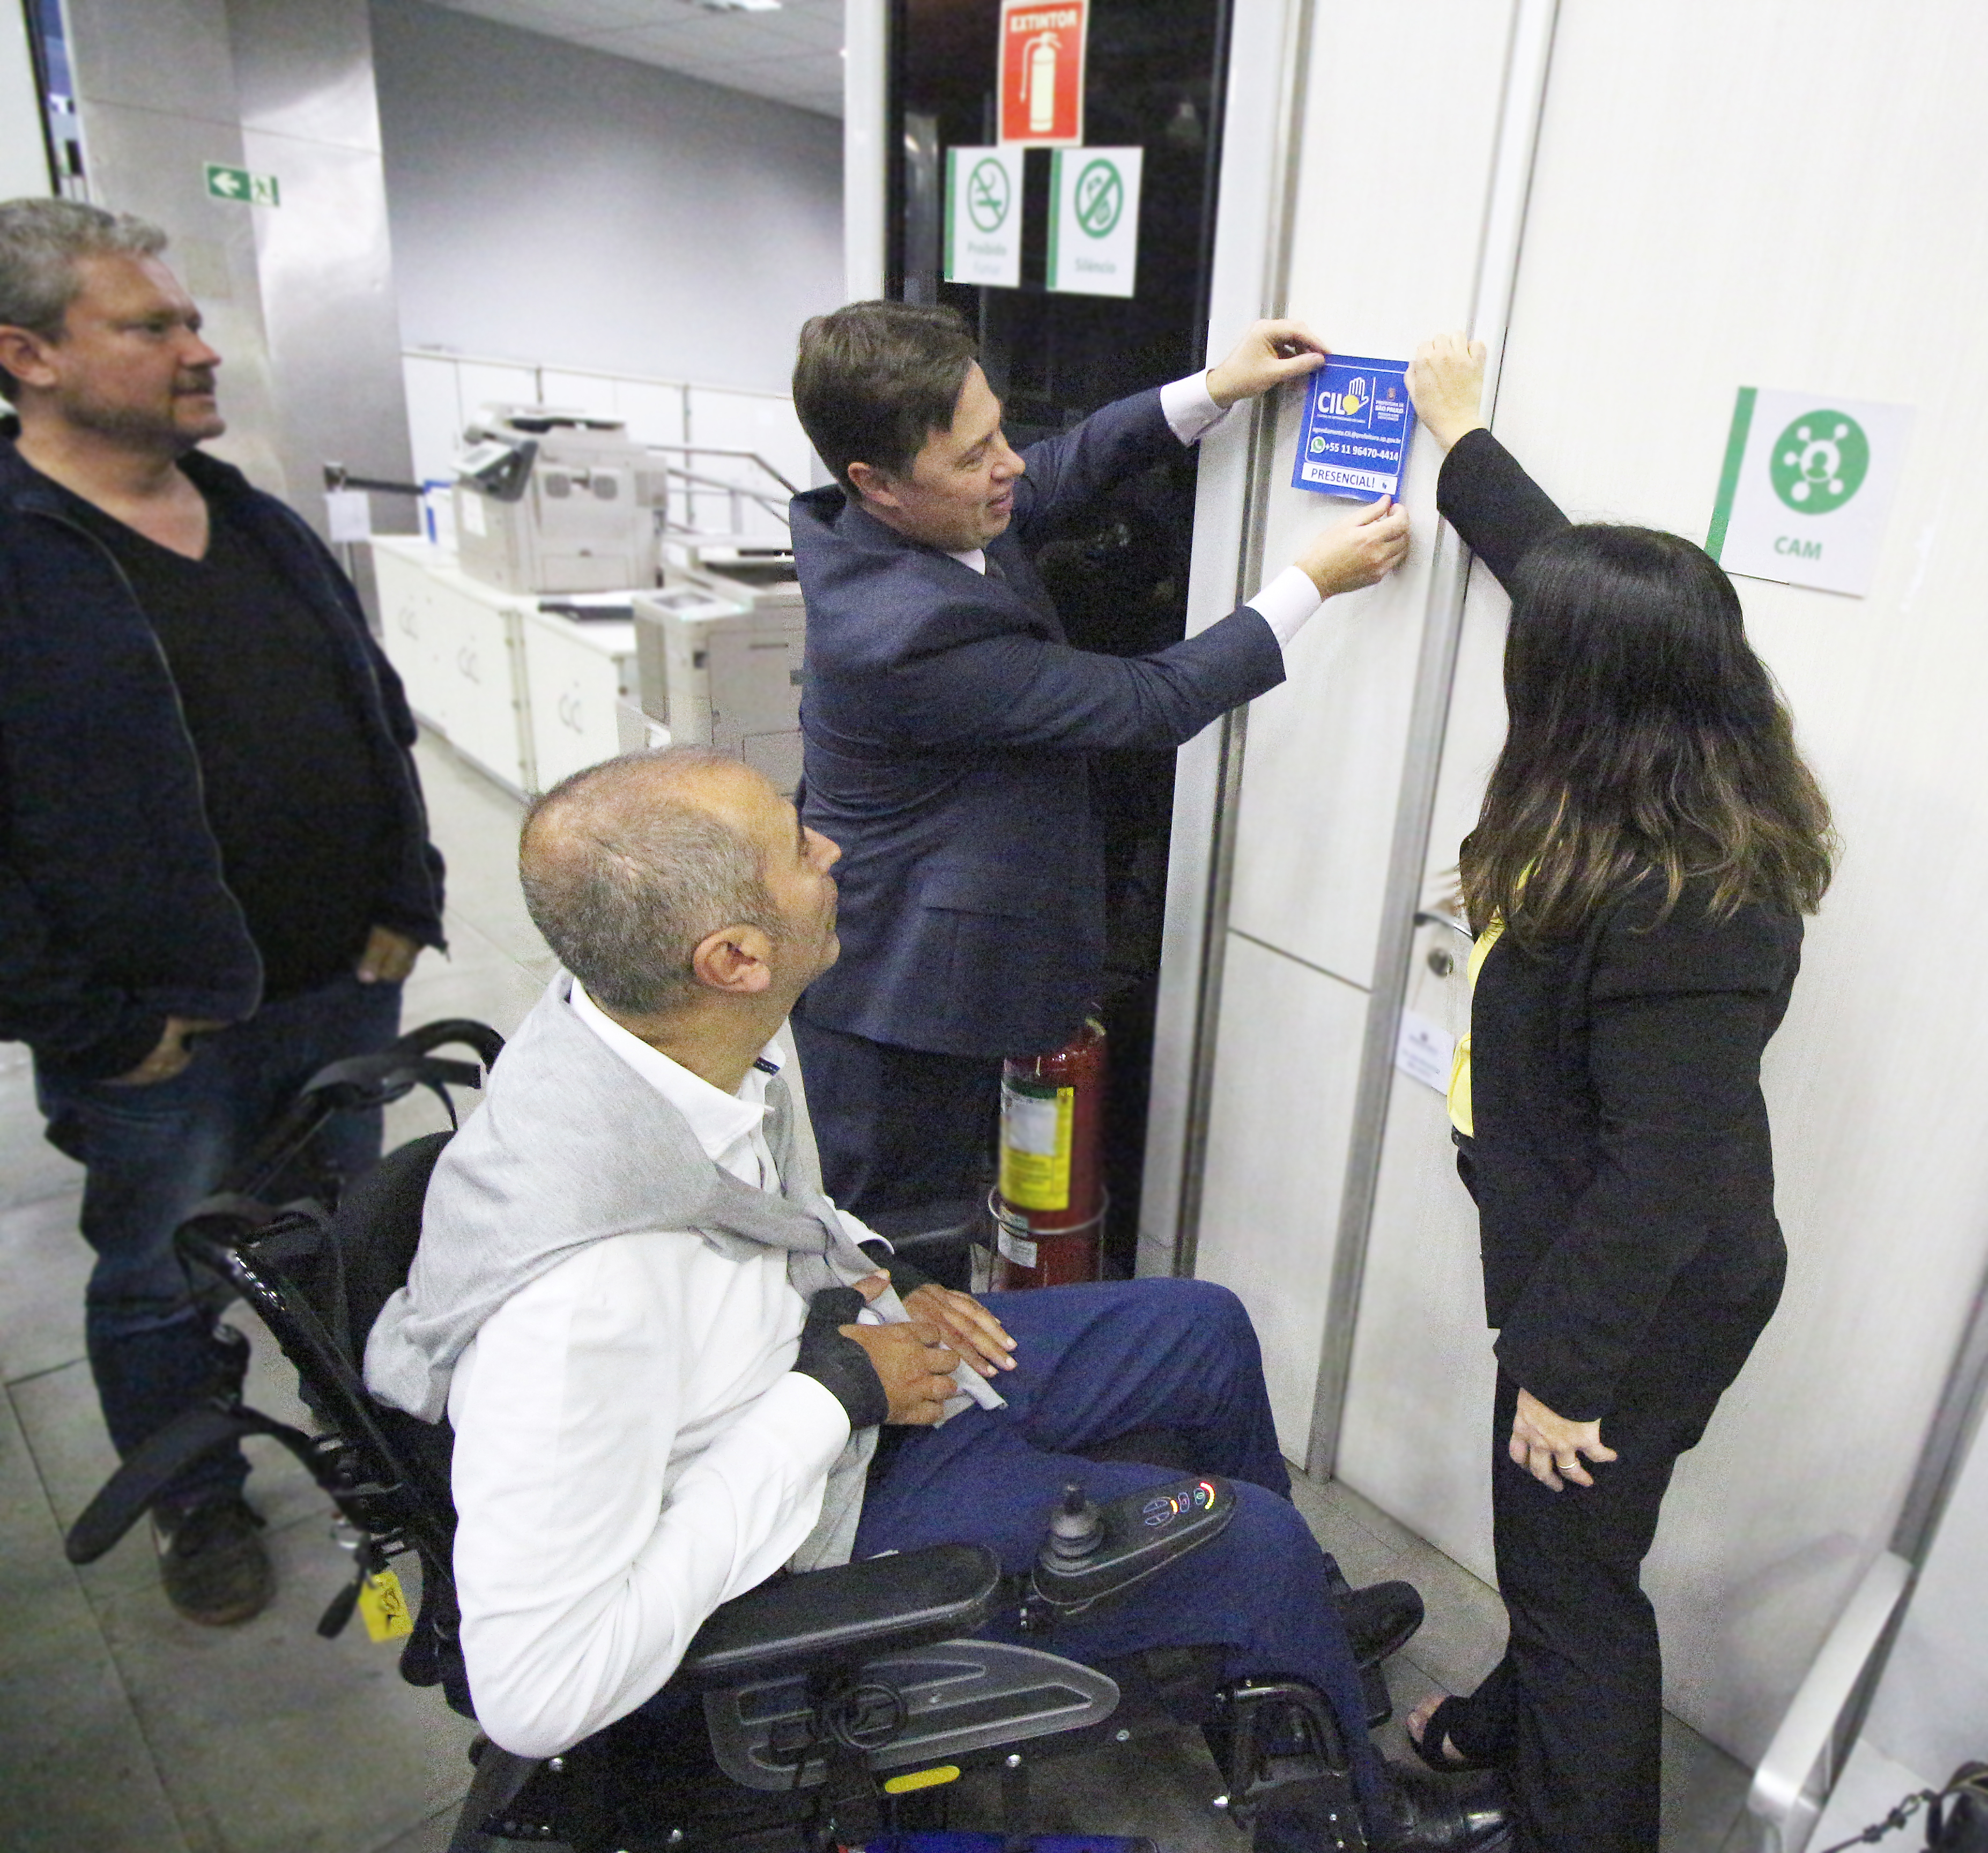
[1074,159,1124,236]
[1046,146,1141,297]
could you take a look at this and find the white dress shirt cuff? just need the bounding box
[1160,370,1231,446]
[1245,564,1326,648]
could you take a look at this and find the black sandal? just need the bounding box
[1407,1695,1496,1774]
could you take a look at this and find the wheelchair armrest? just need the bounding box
[672,1542,1003,1692]
[64,1402,321,1563]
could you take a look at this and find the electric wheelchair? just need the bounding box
[63,1020,1406,1853]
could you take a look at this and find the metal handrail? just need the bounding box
[644,454,793,536]
[1413,908,1474,943]
[642,442,802,498]
[323,462,424,497]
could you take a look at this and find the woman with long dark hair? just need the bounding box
[1399,333,1836,1853]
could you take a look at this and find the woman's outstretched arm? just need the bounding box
[1407,331,1570,591]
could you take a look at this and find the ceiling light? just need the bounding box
[685,0,783,12]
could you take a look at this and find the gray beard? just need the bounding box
[58,389,212,456]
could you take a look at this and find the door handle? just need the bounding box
[1414,909,1471,979]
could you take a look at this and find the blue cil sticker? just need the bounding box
[1290,355,1416,501]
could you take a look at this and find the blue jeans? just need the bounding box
[35,972,403,1509]
[853,1277,1383,1811]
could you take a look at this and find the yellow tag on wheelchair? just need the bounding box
[358,1569,413,1642]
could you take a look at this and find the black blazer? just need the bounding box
[1440,430,1802,1420]
[791,388,1285,1059]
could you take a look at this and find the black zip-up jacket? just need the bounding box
[0,423,446,1080]
[1441,429,1802,1420]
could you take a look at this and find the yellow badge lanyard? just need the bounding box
[1447,915,1505,1139]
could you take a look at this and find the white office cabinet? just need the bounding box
[372,539,453,730]
[433,580,531,791]
[520,611,637,792]
[370,538,532,792]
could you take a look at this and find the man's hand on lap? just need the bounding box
[902,1283,1017,1377]
[839,1316,961,1425]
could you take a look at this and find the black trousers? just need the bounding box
[1445,1259,1785,1853]
[789,1002,1002,1220]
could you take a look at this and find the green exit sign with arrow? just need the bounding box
[204,162,279,206]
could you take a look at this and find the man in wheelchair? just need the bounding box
[365,746,1507,1853]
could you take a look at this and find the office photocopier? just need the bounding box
[453,405,666,594]
[630,539,806,795]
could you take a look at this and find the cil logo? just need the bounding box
[1318,377,1373,422]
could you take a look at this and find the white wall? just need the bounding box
[1167,0,1988,1777]
[1,1,49,198]
[369,0,844,397]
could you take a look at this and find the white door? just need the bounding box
[1332,1,1988,1766]
[1183,0,1524,1473]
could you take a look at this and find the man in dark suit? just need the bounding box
[788,300,1408,1216]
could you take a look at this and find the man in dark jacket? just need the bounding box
[0,198,445,1624]
[789,301,1408,1217]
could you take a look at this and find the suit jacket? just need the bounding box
[1441,430,1802,1420]
[791,387,1285,1058]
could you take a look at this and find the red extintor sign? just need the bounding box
[998,0,1087,146]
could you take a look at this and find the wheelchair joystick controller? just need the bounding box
[1025,1472,1236,1625]
[1045,1483,1104,1566]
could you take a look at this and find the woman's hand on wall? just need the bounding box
[1408,331,1489,451]
[1509,1385,1618,1490]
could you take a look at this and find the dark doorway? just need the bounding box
[888,0,1232,1276]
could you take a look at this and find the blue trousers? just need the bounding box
[35,972,402,1509]
[853,1277,1382,1808]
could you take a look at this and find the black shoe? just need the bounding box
[1375,1763,1511,1853]
[152,1494,274,1626]
[1337,1579,1425,1669]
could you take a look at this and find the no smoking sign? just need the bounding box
[944,146,1025,289]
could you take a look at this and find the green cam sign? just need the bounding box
[1709,387,1912,597]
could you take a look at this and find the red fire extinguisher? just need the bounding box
[990,1016,1107,1289]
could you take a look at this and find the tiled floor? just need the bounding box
[1,733,1761,1852]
